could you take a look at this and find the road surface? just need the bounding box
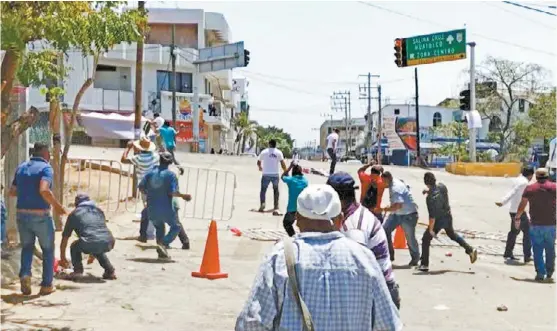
[1,147,555,331]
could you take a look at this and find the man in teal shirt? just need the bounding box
[281,163,308,236]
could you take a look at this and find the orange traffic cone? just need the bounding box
[393,225,407,249]
[192,220,228,280]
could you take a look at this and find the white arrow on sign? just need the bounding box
[446,35,454,44]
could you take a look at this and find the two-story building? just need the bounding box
[26,8,239,153]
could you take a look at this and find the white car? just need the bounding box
[345,159,363,165]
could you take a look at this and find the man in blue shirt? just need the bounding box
[139,152,192,259]
[9,142,66,296]
[159,121,182,167]
[379,171,420,266]
[281,163,308,236]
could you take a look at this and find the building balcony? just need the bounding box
[204,109,230,129]
[27,87,133,113]
[103,42,197,68]
[78,88,134,112]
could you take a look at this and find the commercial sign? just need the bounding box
[405,29,466,66]
[382,116,406,150]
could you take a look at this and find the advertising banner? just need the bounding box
[79,112,148,140]
[382,116,406,150]
[175,120,208,143]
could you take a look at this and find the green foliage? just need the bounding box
[528,89,556,141]
[1,1,146,90]
[474,56,550,158]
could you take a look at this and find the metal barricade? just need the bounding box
[123,165,237,221]
[63,158,128,213]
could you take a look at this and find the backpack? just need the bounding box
[362,181,378,209]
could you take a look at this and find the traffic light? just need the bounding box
[459,89,470,110]
[244,49,250,67]
[394,38,407,68]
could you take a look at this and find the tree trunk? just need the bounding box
[1,49,20,127]
[49,98,63,230]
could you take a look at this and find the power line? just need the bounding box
[502,1,557,16]
[240,69,411,86]
[357,1,556,56]
[246,74,331,97]
[482,1,556,30]
[238,69,361,85]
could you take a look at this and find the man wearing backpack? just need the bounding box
[358,162,386,222]
[327,172,400,309]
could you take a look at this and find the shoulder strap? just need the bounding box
[357,207,365,230]
[283,238,315,331]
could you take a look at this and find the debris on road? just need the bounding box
[445,252,452,257]
[497,305,508,312]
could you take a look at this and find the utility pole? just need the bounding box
[468,42,477,163]
[331,91,351,156]
[133,0,145,197]
[358,73,380,162]
[414,67,421,165]
[377,85,383,164]
[171,24,177,127]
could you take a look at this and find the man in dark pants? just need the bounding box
[138,199,190,249]
[139,152,192,259]
[418,172,477,271]
[280,163,308,236]
[60,193,116,280]
[326,129,340,175]
[496,166,534,262]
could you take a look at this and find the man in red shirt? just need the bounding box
[357,162,386,222]
[515,168,556,282]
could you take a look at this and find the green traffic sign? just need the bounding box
[405,29,466,66]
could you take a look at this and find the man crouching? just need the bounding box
[60,193,116,280]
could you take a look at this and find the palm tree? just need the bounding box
[232,112,258,155]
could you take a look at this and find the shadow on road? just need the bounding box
[510,276,555,284]
[134,244,158,251]
[127,257,176,264]
[413,269,476,276]
[1,294,40,305]
[392,265,413,270]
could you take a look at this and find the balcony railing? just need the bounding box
[79,88,134,112]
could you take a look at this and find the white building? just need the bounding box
[26,8,240,153]
[370,104,490,143]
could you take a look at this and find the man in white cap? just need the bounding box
[235,185,401,331]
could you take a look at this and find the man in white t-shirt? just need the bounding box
[257,139,287,214]
[326,128,340,175]
[150,113,165,151]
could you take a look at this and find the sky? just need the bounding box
[157,1,556,146]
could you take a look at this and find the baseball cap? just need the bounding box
[326,172,359,191]
[297,184,342,222]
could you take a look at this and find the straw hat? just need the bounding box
[133,133,156,152]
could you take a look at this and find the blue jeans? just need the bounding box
[383,212,420,262]
[17,212,55,287]
[151,211,181,247]
[530,225,556,277]
[260,175,279,209]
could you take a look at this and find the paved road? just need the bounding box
[1,147,555,330]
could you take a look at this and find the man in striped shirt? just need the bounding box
[121,136,159,242]
[327,172,400,309]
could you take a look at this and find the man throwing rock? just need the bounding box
[418,172,477,272]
